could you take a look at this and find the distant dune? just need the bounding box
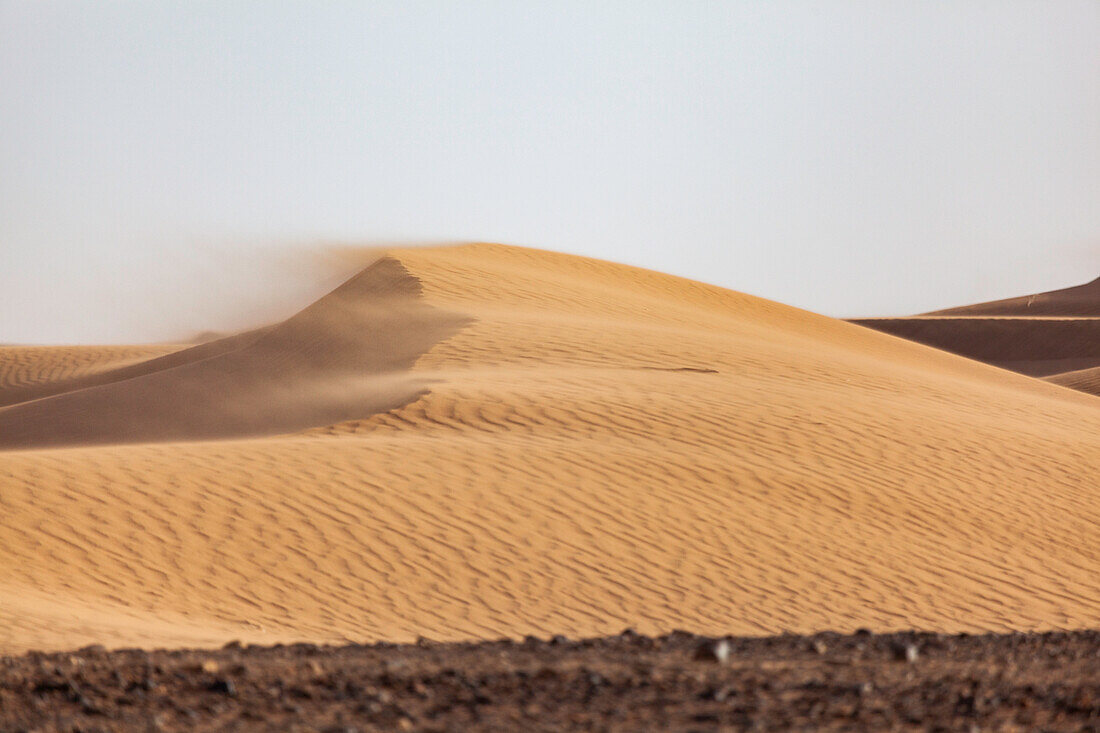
[0,344,183,393]
[3,243,1100,654]
[851,277,1100,384]
[925,276,1100,317]
[847,316,1100,377]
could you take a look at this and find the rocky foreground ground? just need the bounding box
[3,629,1100,731]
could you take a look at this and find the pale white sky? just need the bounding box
[2,1,1098,343]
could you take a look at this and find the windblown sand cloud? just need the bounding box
[0,257,471,448]
[2,243,1099,654]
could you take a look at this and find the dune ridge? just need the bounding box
[3,243,1100,654]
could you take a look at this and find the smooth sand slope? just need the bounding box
[2,243,1100,654]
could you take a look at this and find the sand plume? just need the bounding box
[0,256,472,448]
[0,331,266,410]
[0,344,184,394]
[3,244,1100,654]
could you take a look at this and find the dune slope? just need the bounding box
[2,243,1100,653]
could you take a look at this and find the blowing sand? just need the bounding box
[2,243,1099,654]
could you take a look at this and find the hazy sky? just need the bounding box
[2,1,1098,343]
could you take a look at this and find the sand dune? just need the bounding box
[3,243,1100,654]
[0,333,263,410]
[0,344,182,393]
[851,276,1100,389]
[926,276,1100,316]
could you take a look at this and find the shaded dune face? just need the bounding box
[848,317,1100,377]
[0,257,473,449]
[850,275,1100,385]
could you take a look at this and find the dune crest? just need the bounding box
[3,243,1100,653]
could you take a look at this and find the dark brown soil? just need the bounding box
[4,629,1100,731]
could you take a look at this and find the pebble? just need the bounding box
[893,642,919,663]
[208,678,236,696]
[694,639,731,664]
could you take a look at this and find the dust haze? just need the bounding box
[3,1,1098,341]
[1,236,385,345]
